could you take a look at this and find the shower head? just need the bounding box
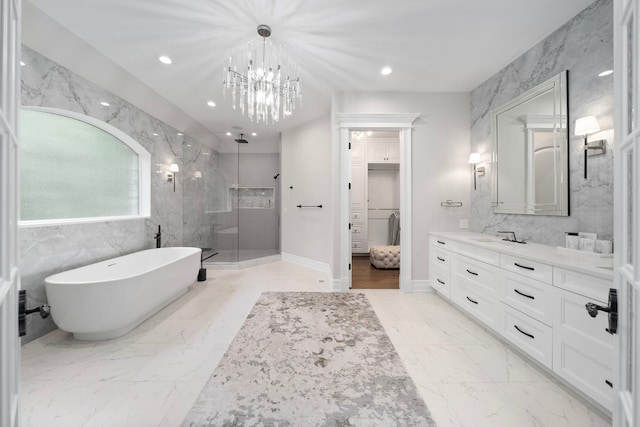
[234,133,249,144]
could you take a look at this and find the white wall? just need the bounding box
[280,116,333,268]
[332,92,471,281]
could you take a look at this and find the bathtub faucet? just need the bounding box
[154,225,161,248]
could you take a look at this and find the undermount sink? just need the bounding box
[597,266,614,271]
[470,238,496,243]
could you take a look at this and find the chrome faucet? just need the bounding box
[498,231,526,244]
[154,225,161,248]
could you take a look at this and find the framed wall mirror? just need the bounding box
[491,71,569,216]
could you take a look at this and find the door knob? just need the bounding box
[18,290,51,337]
[585,288,618,335]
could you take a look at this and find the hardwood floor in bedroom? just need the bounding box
[351,255,399,289]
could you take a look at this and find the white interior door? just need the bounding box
[0,0,22,426]
[614,0,639,425]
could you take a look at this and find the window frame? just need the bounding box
[19,106,151,227]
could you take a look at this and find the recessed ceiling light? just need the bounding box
[153,132,159,136]
[598,69,613,77]
[20,61,25,67]
[380,66,392,76]
[251,132,257,136]
[203,152,210,155]
[177,132,183,136]
[207,100,216,107]
[226,132,232,136]
[100,101,110,107]
[158,55,172,65]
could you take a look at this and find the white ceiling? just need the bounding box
[26,0,595,150]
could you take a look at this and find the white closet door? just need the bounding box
[0,0,22,426]
[614,0,640,425]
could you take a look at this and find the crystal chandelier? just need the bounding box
[223,25,302,124]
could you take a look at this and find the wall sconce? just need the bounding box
[469,152,485,190]
[167,163,179,192]
[575,116,606,179]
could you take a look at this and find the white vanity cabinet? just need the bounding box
[429,237,452,298]
[428,232,614,413]
[451,253,501,330]
[498,253,554,369]
[553,269,615,410]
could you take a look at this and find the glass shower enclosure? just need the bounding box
[182,137,280,266]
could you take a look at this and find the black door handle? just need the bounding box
[466,269,478,276]
[466,296,478,305]
[437,279,445,285]
[437,257,445,262]
[585,288,618,334]
[437,240,445,245]
[17,290,51,337]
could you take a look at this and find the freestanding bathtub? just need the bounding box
[45,247,201,340]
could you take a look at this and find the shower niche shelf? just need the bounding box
[230,187,275,209]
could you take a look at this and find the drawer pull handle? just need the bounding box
[514,325,535,339]
[466,269,478,276]
[605,380,613,388]
[514,262,535,271]
[437,257,445,262]
[437,240,445,245]
[466,296,478,305]
[437,279,445,285]
[514,289,535,300]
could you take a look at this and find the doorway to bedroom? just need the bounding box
[350,130,400,289]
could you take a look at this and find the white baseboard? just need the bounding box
[411,279,434,293]
[281,252,331,275]
[331,279,344,292]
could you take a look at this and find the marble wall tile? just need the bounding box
[469,0,614,246]
[20,46,187,343]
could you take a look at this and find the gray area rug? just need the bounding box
[182,292,436,426]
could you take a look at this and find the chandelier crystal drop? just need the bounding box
[223,25,302,124]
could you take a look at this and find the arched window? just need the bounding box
[20,107,150,226]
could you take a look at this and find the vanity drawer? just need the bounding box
[430,236,452,249]
[452,277,501,330]
[501,271,553,326]
[501,305,553,369]
[431,265,451,299]
[455,242,500,266]
[351,210,364,221]
[553,287,614,358]
[452,254,500,296]
[500,253,552,284]
[431,246,451,270]
[553,334,614,410]
[352,225,364,236]
[552,285,615,410]
[351,240,364,251]
[553,267,611,304]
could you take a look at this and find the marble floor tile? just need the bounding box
[21,261,611,427]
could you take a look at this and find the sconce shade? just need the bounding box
[194,171,202,178]
[468,152,481,164]
[575,116,600,136]
[169,163,180,173]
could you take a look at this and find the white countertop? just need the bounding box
[430,231,614,281]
